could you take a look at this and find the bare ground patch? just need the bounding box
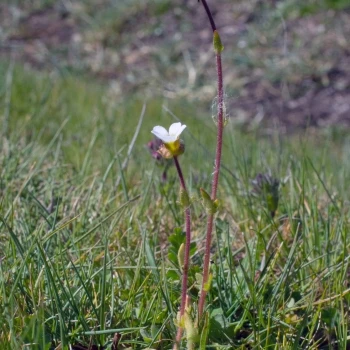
[0,1,349,128]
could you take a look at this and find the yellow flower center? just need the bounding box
[164,139,184,157]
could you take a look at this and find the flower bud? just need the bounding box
[178,243,185,271]
[213,30,224,53]
[203,273,213,292]
[200,188,219,214]
[179,188,190,208]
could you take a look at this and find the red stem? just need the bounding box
[211,54,224,200]
[173,156,192,349]
[174,156,187,192]
[198,52,224,320]
[198,2,225,321]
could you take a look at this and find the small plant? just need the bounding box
[151,122,192,348]
[151,1,226,347]
[197,0,225,322]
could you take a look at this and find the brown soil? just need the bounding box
[1,1,349,129]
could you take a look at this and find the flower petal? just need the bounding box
[151,126,168,139]
[175,124,186,138]
[159,134,178,143]
[169,122,182,136]
[152,123,186,143]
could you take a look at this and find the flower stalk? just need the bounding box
[198,0,225,320]
[173,155,192,349]
[150,122,192,349]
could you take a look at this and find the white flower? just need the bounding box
[151,122,186,144]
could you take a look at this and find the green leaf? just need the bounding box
[168,228,185,250]
[321,307,339,328]
[166,269,179,281]
[209,308,235,342]
[168,229,186,266]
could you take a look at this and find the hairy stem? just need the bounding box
[198,0,225,320]
[173,156,192,350]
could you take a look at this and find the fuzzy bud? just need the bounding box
[213,30,224,53]
[179,188,190,208]
[200,188,218,214]
[203,273,213,292]
[178,243,185,271]
[184,311,198,347]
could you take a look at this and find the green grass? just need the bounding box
[0,61,350,350]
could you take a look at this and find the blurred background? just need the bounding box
[1,0,349,131]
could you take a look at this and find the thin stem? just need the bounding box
[198,0,225,320]
[211,54,224,200]
[173,156,192,350]
[200,0,216,32]
[174,156,187,192]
